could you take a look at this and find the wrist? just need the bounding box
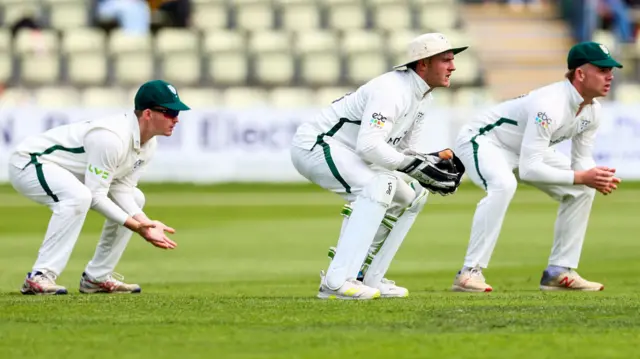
[573,170,583,185]
[398,155,418,172]
[124,217,143,233]
[133,213,150,223]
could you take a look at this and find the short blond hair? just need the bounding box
[565,69,576,81]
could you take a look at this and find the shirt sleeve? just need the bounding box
[570,123,598,171]
[108,160,150,217]
[518,106,575,185]
[355,88,409,170]
[83,129,130,225]
[109,179,143,218]
[398,103,429,153]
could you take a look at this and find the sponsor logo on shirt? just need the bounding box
[578,119,590,133]
[133,159,144,171]
[387,130,408,146]
[370,112,387,129]
[535,112,553,129]
[88,164,110,180]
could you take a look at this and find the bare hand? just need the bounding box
[579,166,621,195]
[136,221,156,232]
[140,220,177,249]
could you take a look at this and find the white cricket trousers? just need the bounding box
[291,136,421,289]
[454,131,596,270]
[8,154,145,280]
[290,138,416,212]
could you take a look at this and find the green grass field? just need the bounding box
[1,182,639,359]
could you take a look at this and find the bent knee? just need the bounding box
[392,179,416,208]
[584,186,596,197]
[62,186,92,214]
[569,185,596,200]
[361,173,399,207]
[392,178,428,213]
[487,176,518,197]
[404,186,428,214]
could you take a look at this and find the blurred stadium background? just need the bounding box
[1,0,640,184]
[0,0,639,108]
[2,3,640,356]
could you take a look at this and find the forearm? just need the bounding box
[110,188,144,217]
[571,131,597,172]
[519,122,574,184]
[83,129,131,223]
[91,194,130,225]
[133,212,151,223]
[572,157,596,172]
[356,140,408,170]
[519,161,575,185]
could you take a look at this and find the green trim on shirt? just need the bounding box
[470,118,518,190]
[25,145,86,203]
[311,118,361,194]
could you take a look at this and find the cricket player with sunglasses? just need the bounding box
[8,80,190,295]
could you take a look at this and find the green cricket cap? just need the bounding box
[134,80,190,111]
[567,42,622,70]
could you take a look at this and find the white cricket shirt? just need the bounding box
[292,69,434,170]
[12,113,156,225]
[459,79,600,185]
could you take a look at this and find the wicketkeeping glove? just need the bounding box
[398,149,465,196]
[427,149,465,195]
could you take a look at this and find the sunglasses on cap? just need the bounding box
[151,107,180,118]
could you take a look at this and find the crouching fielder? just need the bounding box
[452,42,622,293]
[9,80,190,295]
[291,33,467,300]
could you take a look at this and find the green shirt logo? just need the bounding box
[88,164,110,180]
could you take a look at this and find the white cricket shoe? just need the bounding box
[374,278,408,298]
[317,271,381,300]
[451,267,493,292]
[539,269,604,292]
[79,272,141,294]
[21,271,68,295]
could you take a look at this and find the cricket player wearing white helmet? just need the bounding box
[291,33,468,300]
[451,42,622,293]
[9,80,190,295]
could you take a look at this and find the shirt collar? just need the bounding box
[408,69,432,99]
[128,113,141,151]
[565,79,585,112]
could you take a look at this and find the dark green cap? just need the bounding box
[567,42,623,70]
[134,80,190,111]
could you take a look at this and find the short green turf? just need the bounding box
[0,182,638,359]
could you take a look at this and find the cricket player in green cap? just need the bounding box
[8,80,190,295]
[450,42,622,293]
